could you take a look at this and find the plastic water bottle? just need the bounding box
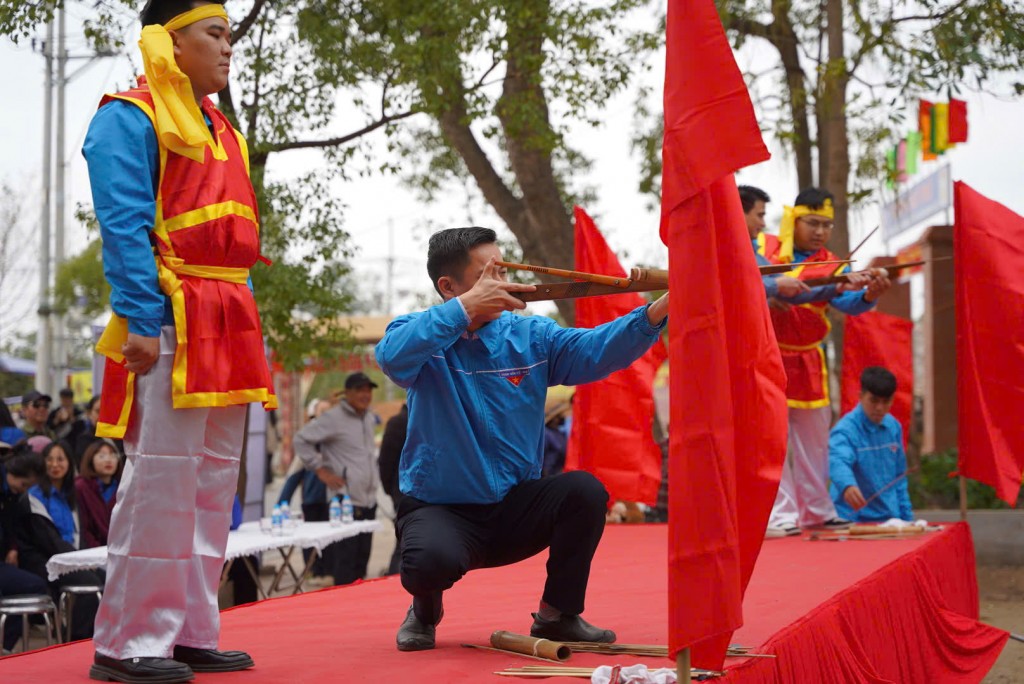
[329,496,342,527]
[280,501,291,527]
[341,494,354,524]
[271,504,283,536]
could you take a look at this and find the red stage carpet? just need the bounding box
[0,523,1006,683]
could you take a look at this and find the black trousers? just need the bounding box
[0,563,48,650]
[396,471,608,621]
[324,505,376,586]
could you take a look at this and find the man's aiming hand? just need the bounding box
[123,333,160,375]
[775,276,810,299]
[458,256,536,320]
[843,485,868,510]
[862,269,892,302]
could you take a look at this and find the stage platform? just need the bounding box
[0,523,1007,683]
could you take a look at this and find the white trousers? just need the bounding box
[94,328,246,659]
[768,405,837,528]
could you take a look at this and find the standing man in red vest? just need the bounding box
[83,1,276,681]
[758,188,891,538]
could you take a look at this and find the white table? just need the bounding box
[46,520,381,599]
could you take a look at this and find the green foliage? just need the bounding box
[297,0,658,228]
[53,239,109,318]
[253,172,358,371]
[907,448,1010,510]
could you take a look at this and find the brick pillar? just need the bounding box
[921,225,956,453]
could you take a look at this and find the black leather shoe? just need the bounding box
[172,646,255,673]
[396,605,437,651]
[530,613,617,643]
[89,653,194,683]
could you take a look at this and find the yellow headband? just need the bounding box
[777,199,835,262]
[164,4,228,31]
[137,4,230,163]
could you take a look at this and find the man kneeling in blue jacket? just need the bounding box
[376,227,668,651]
[829,366,913,523]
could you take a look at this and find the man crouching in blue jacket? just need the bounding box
[829,366,913,523]
[376,227,668,651]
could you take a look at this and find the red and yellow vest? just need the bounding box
[759,236,842,410]
[96,82,277,438]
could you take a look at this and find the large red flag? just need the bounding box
[841,311,914,446]
[661,0,788,668]
[564,206,667,504]
[955,182,1024,506]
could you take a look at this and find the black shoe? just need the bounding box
[821,517,852,530]
[530,613,617,643]
[172,646,254,673]
[396,605,437,651]
[89,654,194,683]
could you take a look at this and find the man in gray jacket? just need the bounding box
[294,372,380,585]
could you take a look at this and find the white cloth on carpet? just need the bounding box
[591,664,679,684]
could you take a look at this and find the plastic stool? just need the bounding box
[0,595,59,652]
[58,584,104,643]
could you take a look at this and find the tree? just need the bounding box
[718,0,1024,252]
[0,182,37,351]
[299,0,660,323]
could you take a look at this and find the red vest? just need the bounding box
[96,82,277,438]
[759,239,843,409]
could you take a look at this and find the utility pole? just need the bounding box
[385,219,395,318]
[36,19,55,396]
[54,6,67,389]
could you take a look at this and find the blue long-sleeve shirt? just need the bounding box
[753,238,873,314]
[83,101,171,337]
[829,404,913,522]
[375,298,666,504]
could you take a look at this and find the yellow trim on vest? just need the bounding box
[95,373,136,439]
[162,200,258,234]
[172,388,279,410]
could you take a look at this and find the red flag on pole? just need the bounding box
[661,0,788,668]
[948,98,969,144]
[564,206,667,505]
[841,311,914,447]
[955,181,1024,506]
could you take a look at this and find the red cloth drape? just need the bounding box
[660,0,787,668]
[840,311,914,446]
[727,524,1008,683]
[564,207,667,504]
[955,181,1024,506]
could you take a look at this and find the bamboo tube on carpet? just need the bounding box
[491,631,572,662]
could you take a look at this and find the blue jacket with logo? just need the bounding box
[829,404,913,521]
[375,298,666,504]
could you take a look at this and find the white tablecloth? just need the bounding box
[46,520,380,582]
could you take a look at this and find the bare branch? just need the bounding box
[264,109,420,153]
[231,0,268,44]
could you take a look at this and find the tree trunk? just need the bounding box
[434,1,576,324]
[770,1,814,190]
[819,0,851,255]
[820,0,852,401]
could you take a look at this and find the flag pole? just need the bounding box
[676,648,691,680]
[958,475,968,521]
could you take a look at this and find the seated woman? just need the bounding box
[17,441,102,640]
[75,439,123,549]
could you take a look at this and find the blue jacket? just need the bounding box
[375,298,666,504]
[28,485,77,546]
[829,405,912,522]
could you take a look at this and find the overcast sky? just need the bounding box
[2,8,1022,344]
